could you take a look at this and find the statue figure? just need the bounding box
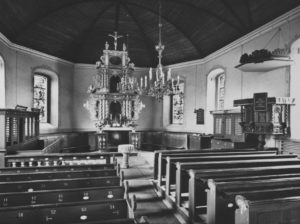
[105,41,109,50]
[108,31,123,50]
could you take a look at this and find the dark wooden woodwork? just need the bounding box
[153,148,275,180]
[157,150,277,186]
[176,159,300,222]
[0,169,117,182]
[0,164,116,174]
[208,176,300,224]
[0,186,124,207]
[0,176,121,193]
[165,154,296,195]
[0,199,130,224]
[187,164,300,223]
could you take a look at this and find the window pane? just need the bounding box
[172,82,184,124]
[216,73,225,110]
[33,74,48,123]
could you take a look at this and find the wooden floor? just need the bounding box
[122,151,183,224]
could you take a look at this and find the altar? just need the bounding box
[84,32,144,152]
[95,128,141,151]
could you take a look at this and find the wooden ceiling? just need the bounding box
[0,0,299,67]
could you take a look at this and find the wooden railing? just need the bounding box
[0,109,40,166]
[42,136,64,154]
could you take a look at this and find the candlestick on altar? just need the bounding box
[167,68,171,80]
[140,77,143,88]
[145,76,147,87]
[177,75,180,85]
[149,68,152,80]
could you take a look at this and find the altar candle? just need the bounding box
[156,69,159,81]
[149,68,152,80]
[145,75,147,87]
[140,77,143,88]
[167,68,171,80]
[177,75,180,84]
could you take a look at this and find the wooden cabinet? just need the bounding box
[188,134,212,149]
[212,111,244,142]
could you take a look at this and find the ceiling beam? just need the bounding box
[220,0,247,31]
[160,0,243,33]
[126,2,204,57]
[121,3,157,66]
[14,0,114,40]
[244,0,254,29]
[114,0,121,31]
[63,3,115,61]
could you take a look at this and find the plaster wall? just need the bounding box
[0,39,74,133]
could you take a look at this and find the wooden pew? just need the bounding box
[0,176,122,193]
[155,149,277,183]
[234,190,300,224]
[163,153,289,191]
[207,176,300,224]
[0,169,117,182]
[212,186,300,224]
[0,186,125,207]
[175,159,300,222]
[187,165,300,223]
[0,163,116,174]
[0,199,134,224]
[165,154,297,195]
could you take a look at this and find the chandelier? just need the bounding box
[139,0,182,101]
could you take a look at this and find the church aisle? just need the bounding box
[122,152,183,224]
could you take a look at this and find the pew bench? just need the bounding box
[166,154,297,196]
[0,169,118,182]
[0,199,134,224]
[212,186,300,224]
[0,176,122,193]
[0,163,116,174]
[162,152,286,191]
[186,164,300,223]
[234,191,300,224]
[175,159,300,223]
[154,149,276,181]
[207,176,300,224]
[0,186,125,207]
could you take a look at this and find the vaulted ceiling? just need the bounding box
[0,0,299,67]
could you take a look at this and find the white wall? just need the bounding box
[0,55,4,108]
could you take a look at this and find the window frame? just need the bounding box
[170,81,184,125]
[33,73,51,123]
[215,72,225,110]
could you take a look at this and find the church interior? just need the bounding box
[1,1,300,224]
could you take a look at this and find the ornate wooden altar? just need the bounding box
[84,32,144,150]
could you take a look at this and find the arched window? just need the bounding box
[0,55,5,108]
[206,68,225,133]
[290,38,300,139]
[216,72,225,110]
[32,67,59,129]
[33,74,50,123]
[170,79,184,124]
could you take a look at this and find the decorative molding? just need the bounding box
[0,32,73,66]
